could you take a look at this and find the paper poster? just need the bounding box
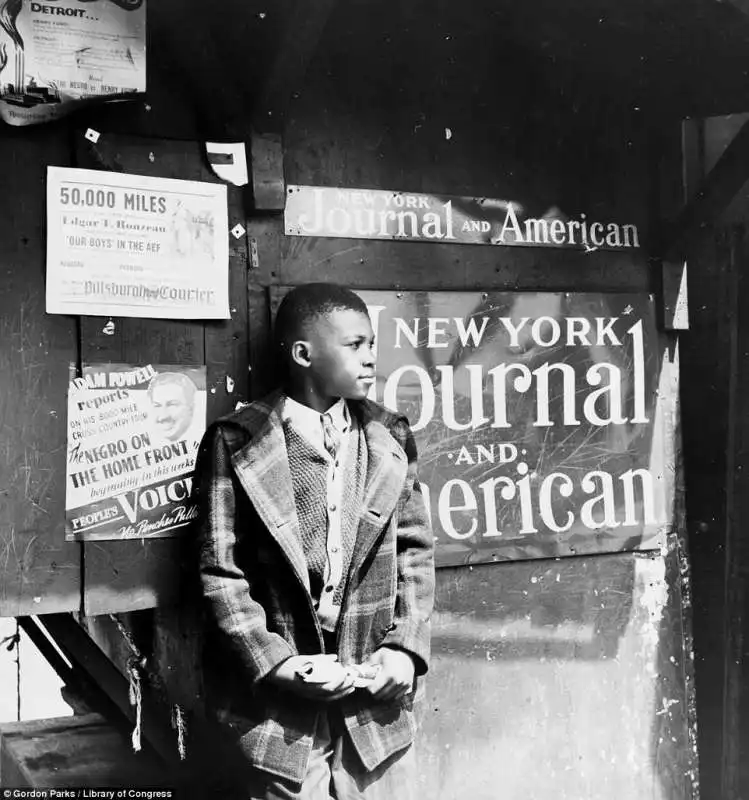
[285,185,641,251]
[355,291,667,567]
[66,363,206,541]
[46,166,230,319]
[0,0,146,127]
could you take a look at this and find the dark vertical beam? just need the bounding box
[680,230,734,800]
[725,226,749,799]
[662,119,749,263]
[721,228,742,800]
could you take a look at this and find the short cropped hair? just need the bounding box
[147,372,197,405]
[274,283,369,357]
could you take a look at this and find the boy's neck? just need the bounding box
[284,383,341,415]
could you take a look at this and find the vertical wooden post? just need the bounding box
[723,225,749,800]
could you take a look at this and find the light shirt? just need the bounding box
[282,396,351,632]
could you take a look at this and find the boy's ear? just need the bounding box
[290,340,312,369]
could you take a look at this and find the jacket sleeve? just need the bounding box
[193,423,295,683]
[380,418,436,676]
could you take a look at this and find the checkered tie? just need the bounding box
[322,413,339,460]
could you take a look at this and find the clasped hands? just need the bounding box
[267,648,415,703]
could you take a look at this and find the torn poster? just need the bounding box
[0,0,146,126]
[66,363,206,541]
[46,166,230,319]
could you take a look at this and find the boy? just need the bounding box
[194,283,435,799]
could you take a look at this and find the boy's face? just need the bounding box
[304,308,376,403]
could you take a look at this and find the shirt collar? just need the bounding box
[282,396,350,435]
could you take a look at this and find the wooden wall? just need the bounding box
[0,19,701,800]
[253,78,694,799]
[0,126,80,617]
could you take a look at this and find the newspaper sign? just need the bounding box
[0,0,146,127]
[285,185,641,251]
[46,167,230,319]
[356,291,667,567]
[66,363,206,541]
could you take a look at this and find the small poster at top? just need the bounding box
[0,0,147,127]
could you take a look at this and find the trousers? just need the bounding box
[246,710,417,800]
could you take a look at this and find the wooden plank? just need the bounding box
[682,119,705,203]
[0,714,167,788]
[246,217,280,398]
[679,230,734,796]
[206,210,251,418]
[0,125,81,617]
[723,225,749,800]
[42,613,182,768]
[247,284,273,399]
[279,233,652,292]
[250,131,285,211]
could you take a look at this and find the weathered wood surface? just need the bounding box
[68,133,250,733]
[726,226,749,799]
[0,714,167,788]
[0,127,81,617]
[0,42,699,800]
[679,185,746,799]
[73,134,249,615]
[683,225,749,800]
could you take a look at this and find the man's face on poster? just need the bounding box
[150,381,194,442]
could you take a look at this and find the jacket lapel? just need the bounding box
[349,414,409,575]
[230,397,310,593]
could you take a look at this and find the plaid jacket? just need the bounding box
[193,391,435,784]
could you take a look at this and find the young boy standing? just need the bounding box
[194,283,435,799]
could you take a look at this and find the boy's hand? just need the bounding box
[266,654,356,702]
[363,647,415,702]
